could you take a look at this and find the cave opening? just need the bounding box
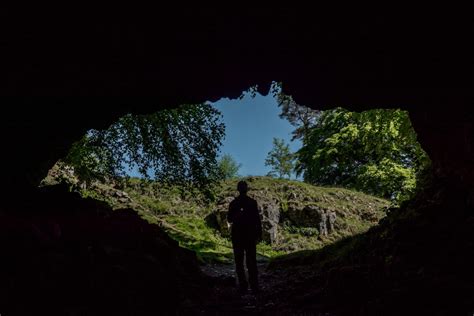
[3,89,470,315]
[1,4,472,314]
[41,85,431,267]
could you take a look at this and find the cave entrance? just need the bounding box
[41,84,430,264]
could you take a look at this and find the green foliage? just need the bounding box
[65,136,112,183]
[276,92,320,141]
[296,108,430,203]
[256,242,285,258]
[44,163,390,263]
[162,215,284,263]
[265,138,295,179]
[64,104,225,189]
[284,226,319,237]
[131,175,387,258]
[123,179,209,216]
[217,154,241,179]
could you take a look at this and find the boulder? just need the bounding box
[286,202,326,227]
[214,196,235,238]
[255,194,280,244]
[285,203,340,236]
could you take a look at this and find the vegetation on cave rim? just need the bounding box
[51,89,429,263]
[63,87,429,206]
[296,108,430,202]
[276,89,430,204]
[43,163,390,264]
[64,103,225,193]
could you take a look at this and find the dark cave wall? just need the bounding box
[408,98,474,188]
[0,4,472,196]
[0,5,472,314]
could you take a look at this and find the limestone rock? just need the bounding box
[214,196,235,238]
[285,203,339,237]
[328,210,337,232]
[254,194,280,244]
[286,202,326,227]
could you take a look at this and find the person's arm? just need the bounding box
[255,201,263,241]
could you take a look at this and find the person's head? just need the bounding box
[237,180,248,195]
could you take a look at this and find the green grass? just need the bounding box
[44,167,391,264]
[267,232,368,271]
[160,215,286,263]
[162,215,234,263]
[108,177,389,263]
[123,179,209,216]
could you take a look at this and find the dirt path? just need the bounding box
[190,256,277,315]
[185,254,330,315]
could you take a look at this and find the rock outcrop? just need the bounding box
[43,166,390,250]
[214,196,234,238]
[212,178,389,245]
[267,180,474,315]
[257,194,280,244]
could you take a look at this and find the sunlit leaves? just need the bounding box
[265,138,295,179]
[296,108,429,203]
[276,92,320,141]
[64,103,225,189]
[217,154,241,179]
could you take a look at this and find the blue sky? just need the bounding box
[210,92,301,178]
[125,91,301,179]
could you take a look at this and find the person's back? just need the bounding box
[227,181,262,293]
[228,194,261,242]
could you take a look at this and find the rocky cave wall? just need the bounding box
[0,5,472,314]
[1,5,472,199]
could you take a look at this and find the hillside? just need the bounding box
[43,163,390,263]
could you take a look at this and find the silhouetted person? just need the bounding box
[227,181,262,293]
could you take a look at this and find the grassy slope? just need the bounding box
[43,165,390,264]
[263,180,474,314]
[217,177,389,251]
[118,176,390,263]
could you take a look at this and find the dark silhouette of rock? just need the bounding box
[0,5,471,314]
[0,184,205,315]
[267,181,474,315]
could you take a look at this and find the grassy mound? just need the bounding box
[43,164,390,263]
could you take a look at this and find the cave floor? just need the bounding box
[181,256,328,315]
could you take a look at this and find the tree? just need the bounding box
[276,92,320,141]
[64,103,225,189]
[265,138,295,179]
[218,154,241,179]
[296,108,430,202]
